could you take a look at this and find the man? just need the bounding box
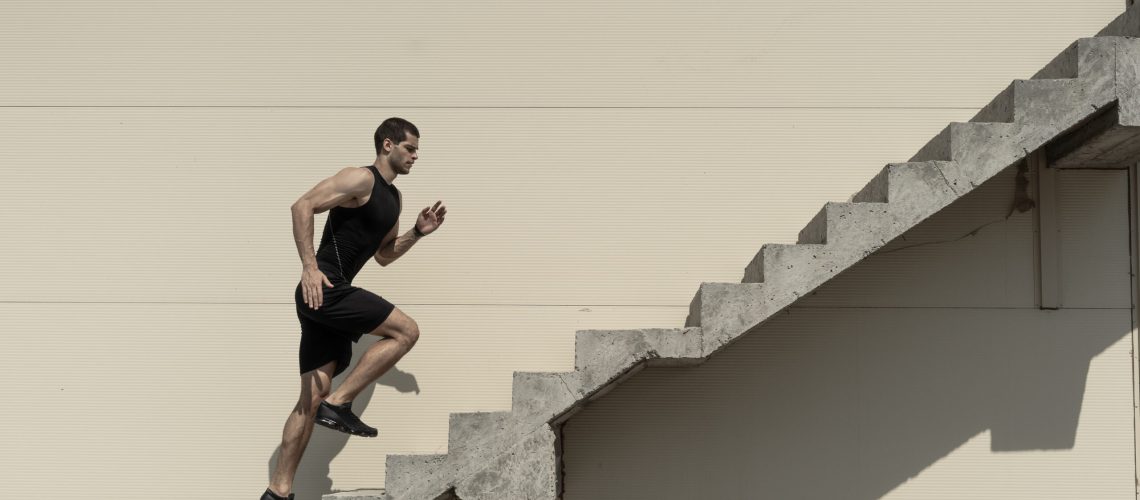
[263,117,446,500]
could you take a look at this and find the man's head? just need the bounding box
[375,117,420,175]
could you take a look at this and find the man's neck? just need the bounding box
[373,159,397,185]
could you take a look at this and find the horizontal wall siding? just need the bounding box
[0,0,1130,496]
[0,1,1121,107]
[563,169,1135,498]
[1058,170,1134,307]
[0,107,978,306]
[0,303,681,497]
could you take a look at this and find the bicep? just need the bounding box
[293,167,368,213]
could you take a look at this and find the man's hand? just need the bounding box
[415,201,447,236]
[301,266,335,309]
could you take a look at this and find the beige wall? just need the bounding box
[562,168,1135,498]
[0,1,1127,497]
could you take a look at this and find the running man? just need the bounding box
[263,118,446,500]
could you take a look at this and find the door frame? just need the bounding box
[1128,163,1140,498]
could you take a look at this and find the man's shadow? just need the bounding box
[267,335,421,500]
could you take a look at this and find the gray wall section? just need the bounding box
[562,169,1135,499]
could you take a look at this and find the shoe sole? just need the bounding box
[315,416,378,438]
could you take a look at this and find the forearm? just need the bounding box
[377,228,424,265]
[290,203,319,270]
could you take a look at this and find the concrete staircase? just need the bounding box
[334,8,1140,500]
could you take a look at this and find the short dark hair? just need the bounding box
[374,117,420,156]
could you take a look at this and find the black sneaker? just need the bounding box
[315,400,378,437]
[261,488,294,500]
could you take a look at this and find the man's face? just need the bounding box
[388,134,419,174]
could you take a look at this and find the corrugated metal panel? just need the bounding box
[0,107,979,305]
[563,169,1135,498]
[0,1,1120,106]
[564,308,1135,499]
[1057,170,1133,308]
[0,303,681,497]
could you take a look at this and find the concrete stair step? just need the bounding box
[321,489,387,500]
[510,370,582,422]
[450,424,560,500]
[374,29,1140,500]
[796,201,891,245]
[743,243,837,286]
[573,328,703,371]
[970,81,1017,124]
[685,282,769,329]
[686,281,794,353]
[909,121,1020,164]
[447,411,513,454]
[382,454,452,500]
[851,161,963,207]
[911,37,1116,173]
[511,355,690,425]
[971,78,1085,124]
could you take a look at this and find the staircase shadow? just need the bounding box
[562,307,1130,498]
[562,166,1135,498]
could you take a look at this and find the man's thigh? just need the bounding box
[299,285,395,342]
[365,306,416,339]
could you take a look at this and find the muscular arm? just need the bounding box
[373,190,423,266]
[374,224,423,266]
[290,167,372,270]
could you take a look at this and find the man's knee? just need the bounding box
[404,317,420,348]
[394,315,420,350]
[303,381,331,413]
[302,393,328,415]
[299,362,334,413]
[370,308,420,349]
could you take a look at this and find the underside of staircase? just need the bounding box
[331,7,1140,500]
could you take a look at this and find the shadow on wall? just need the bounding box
[563,165,1135,498]
[562,307,1130,499]
[265,335,421,500]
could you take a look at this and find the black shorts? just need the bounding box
[295,280,396,378]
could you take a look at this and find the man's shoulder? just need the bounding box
[333,166,374,193]
[337,165,374,177]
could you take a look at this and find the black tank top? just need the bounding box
[315,165,401,284]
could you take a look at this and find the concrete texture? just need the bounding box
[573,328,703,372]
[381,454,451,500]
[1048,36,1140,168]
[375,15,1140,500]
[453,426,559,500]
[447,412,512,452]
[1048,105,1140,167]
[851,162,965,209]
[323,490,389,500]
[797,201,893,245]
[1117,39,1140,126]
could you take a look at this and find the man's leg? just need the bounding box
[268,360,336,498]
[325,307,419,406]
